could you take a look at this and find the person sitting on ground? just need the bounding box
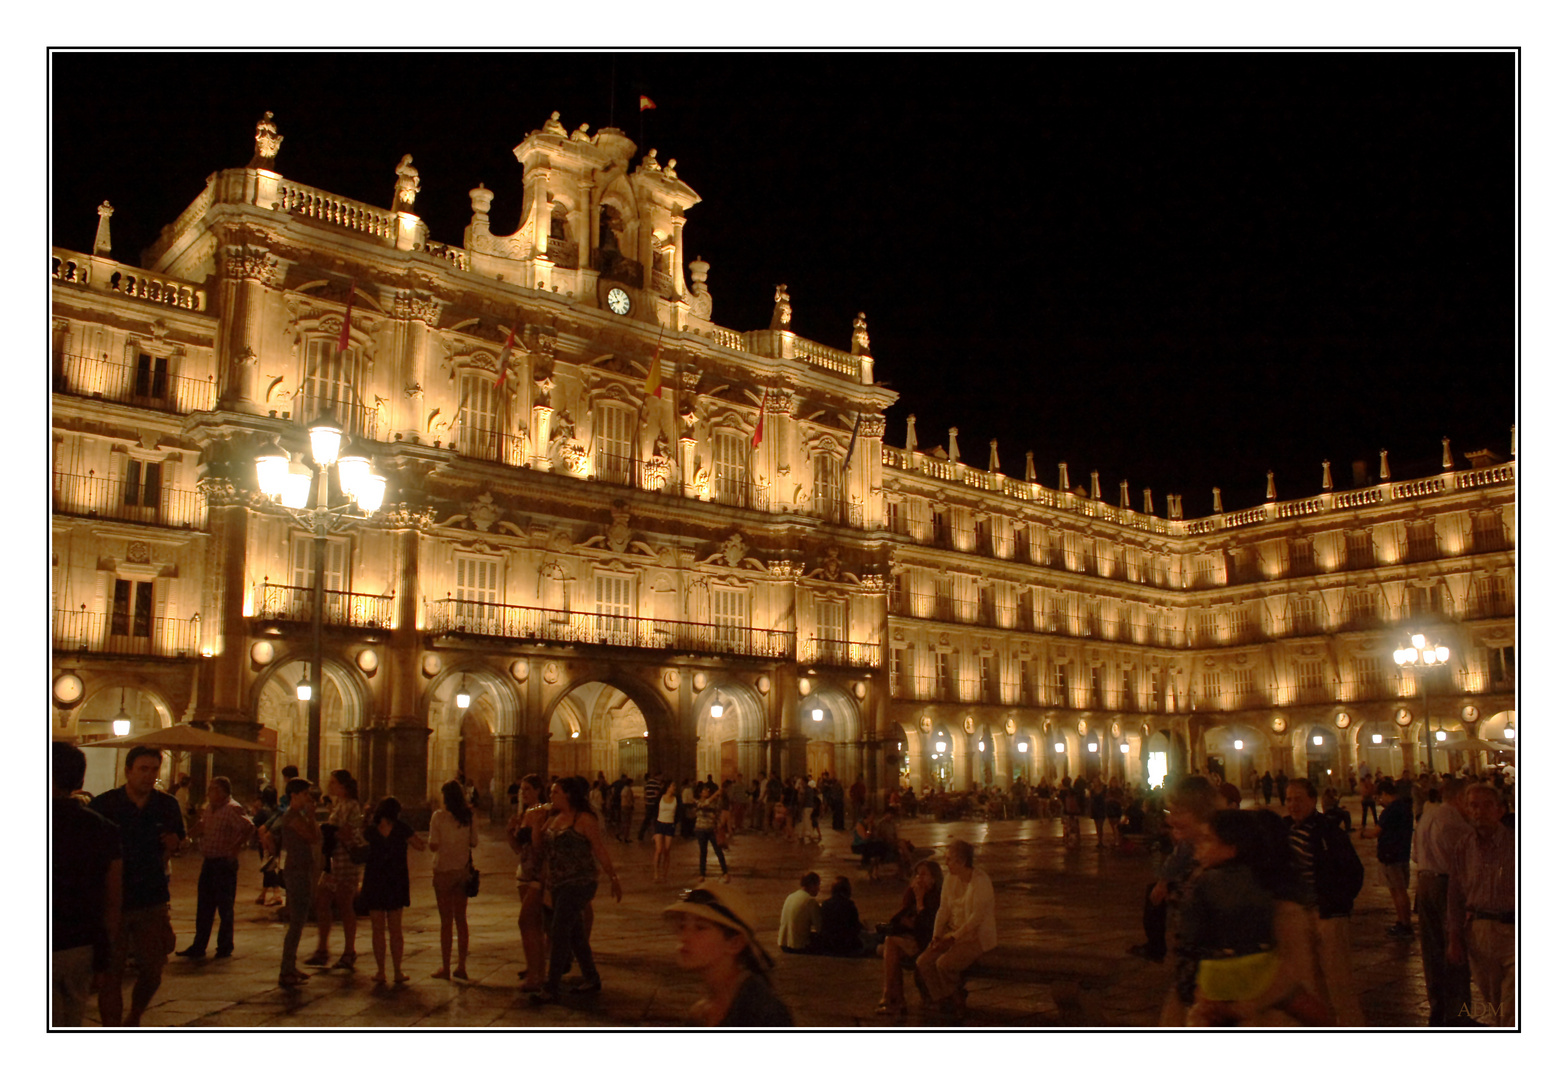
[817,876,868,956]
[666,882,793,1026]
[776,871,823,953]
[915,839,996,1016]
[876,858,943,1016]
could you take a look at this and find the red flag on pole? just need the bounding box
[751,402,765,448]
[495,325,516,390]
[639,95,657,112]
[336,280,355,353]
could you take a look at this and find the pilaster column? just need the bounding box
[377,525,430,810]
[577,178,594,271]
[671,214,687,297]
[532,403,555,470]
[216,244,279,410]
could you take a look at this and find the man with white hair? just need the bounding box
[916,838,996,1016]
[1446,783,1514,1026]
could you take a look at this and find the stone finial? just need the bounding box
[544,111,569,136]
[1058,462,1069,491]
[469,183,494,220]
[1025,451,1037,483]
[1266,470,1277,500]
[1379,449,1390,480]
[392,155,421,211]
[770,284,792,330]
[1321,459,1333,491]
[988,439,1000,472]
[572,122,592,142]
[93,201,113,256]
[1511,424,1517,457]
[1090,471,1101,501]
[905,414,918,453]
[1120,479,1130,508]
[1212,487,1223,514]
[1167,494,1183,519]
[1143,488,1154,515]
[851,312,871,357]
[948,427,960,463]
[250,110,282,168]
[1442,436,1453,469]
[641,147,662,173]
[689,256,710,293]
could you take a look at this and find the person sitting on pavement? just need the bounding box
[914,838,996,1017]
[776,871,823,953]
[876,858,943,1016]
[666,882,793,1026]
[817,875,869,956]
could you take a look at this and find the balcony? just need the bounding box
[802,637,882,668]
[53,608,199,659]
[455,426,529,468]
[425,598,795,660]
[810,497,865,529]
[1471,528,1510,555]
[53,472,207,530]
[545,235,579,270]
[252,581,395,630]
[54,353,217,414]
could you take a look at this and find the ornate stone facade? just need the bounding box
[51,116,1515,811]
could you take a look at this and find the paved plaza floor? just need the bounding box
[77,803,1455,1029]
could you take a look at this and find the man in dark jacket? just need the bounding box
[1286,778,1365,1026]
[1362,779,1414,937]
[52,742,122,1026]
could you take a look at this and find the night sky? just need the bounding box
[50,51,1517,514]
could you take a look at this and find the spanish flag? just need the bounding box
[751,404,765,449]
[639,94,657,111]
[337,280,355,354]
[643,349,662,399]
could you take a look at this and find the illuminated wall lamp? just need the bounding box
[811,708,824,722]
[1435,730,1448,742]
[711,703,724,718]
[570,730,579,739]
[978,740,986,752]
[935,741,947,753]
[1119,743,1130,754]
[1087,741,1099,753]
[295,673,313,702]
[1372,733,1383,744]
[1017,741,1028,753]
[1055,743,1066,753]
[1504,727,1515,739]
[455,678,472,709]
[1234,740,1244,750]
[1313,735,1323,746]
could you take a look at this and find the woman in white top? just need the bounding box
[428,780,479,980]
[653,781,678,884]
[915,838,997,1017]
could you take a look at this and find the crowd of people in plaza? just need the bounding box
[52,737,1514,1029]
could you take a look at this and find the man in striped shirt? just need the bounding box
[1285,777,1365,1026]
[176,777,256,960]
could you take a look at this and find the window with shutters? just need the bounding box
[133,352,169,401]
[1197,608,1222,645]
[890,645,904,695]
[812,453,843,521]
[110,578,155,640]
[302,339,360,433]
[594,402,636,486]
[884,499,907,534]
[1122,669,1134,709]
[1345,530,1374,569]
[1090,666,1103,707]
[1018,658,1032,704]
[123,458,163,512]
[1235,666,1257,705]
[1488,646,1515,687]
[1406,521,1437,562]
[1349,589,1378,629]
[979,655,994,701]
[1352,656,1383,700]
[1290,594,1321,635]
[594,573,634,644]
[1472,511,1506,553]
[454,554,501,634]
[709,430,747,507]
[713,587,748,653]
[815,598,846,664]
[457,372,505,461]
[936,652,953,700]
[1202,671,1223,709]
[1295,659,1325,702]
[1289,538,1315,575]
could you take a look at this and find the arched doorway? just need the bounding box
[895,721,923,797]
[1297,724,1340,788]
[1354,716,1404,778]
[797,681,861,780]
[255,656,362,787]
[76,683,176,795]
[427,665,517,809]
[1143,729,1173,791]
[695,681,766,785]
[1203,722,1269,789]
[544,681,648,783]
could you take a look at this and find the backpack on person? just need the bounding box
[1315,817,1365,913]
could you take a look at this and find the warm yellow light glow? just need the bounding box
[570,730,579,739]
[1422,649,1437,664]
[935,740,946,753]
[455,689,471,709]
[112,719,131,737]
[1434,645,1450,663]
[978,741,986,752]
[1313,735,1324,746]
[1055,742,1066,753]
[811,708,824,722]
[296,676,312,701]
[282,469,312,510]
[356,473,386,513]
[1017,741,1028,753]
[336,453,371,498]
[1372,733,1383,744]
[1120,742,1130,754]
[255,442,290,497]
[710,704,724,718]
[309,418,343,466]
[1234,739,1244,750]
[1088,741,1099,753]
[1504,727,1515,739]
[1436,730,1447,742]
[1411,634,1426,650]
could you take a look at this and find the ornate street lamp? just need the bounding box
[1394,631,1450,773]
[255,416,388,779]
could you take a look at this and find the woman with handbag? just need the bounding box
[531,776,622,1005]
[429,780,479,980]
[304,770,367,970]
[361,796,427,984]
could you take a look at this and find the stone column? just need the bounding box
[216,244,278,411]
[191,497,255,787]
[532,403,554,470]
[377,525,431,810]
[671,213,687,298]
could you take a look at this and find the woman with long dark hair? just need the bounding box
[428,779,478,980]
[876,857,944,1015]
[305,769,367,969]
[361,796,427,984]
[531,775,622,1005]
[507,774,551,989]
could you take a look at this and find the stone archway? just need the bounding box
[253,654,365,788]
[76,682,177,795]
[540,667,675,786]
[797,680,862,780]
[694,680,766,785]
[1351,713,1405,778]
[894,720,923,798]
[426,664,519,809]
[1202,720,1271,788]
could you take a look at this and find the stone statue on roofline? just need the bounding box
[770,284,792,331]
[851,311,870,356]
[250,111,283,168]
[393,155,421,210]
[544,111,568,137]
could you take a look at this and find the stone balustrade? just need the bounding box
[52,249,207,311]
[275,180,399,241]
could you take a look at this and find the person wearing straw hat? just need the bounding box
[665,882,794,1026]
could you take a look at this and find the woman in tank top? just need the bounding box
[531,776,622,1005]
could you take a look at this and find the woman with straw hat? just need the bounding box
[665,883,794,1026]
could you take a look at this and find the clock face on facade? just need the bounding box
[606,287,631,315]
[54,673,84,706]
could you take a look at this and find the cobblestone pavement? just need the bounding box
[79,804,1456,1029]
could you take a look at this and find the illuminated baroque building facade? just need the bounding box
[50,113,1517,809]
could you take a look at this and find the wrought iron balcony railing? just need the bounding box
[53,608,199,659]
[54,353,217,414]
[802,637,882,668]
[52,472,207,530]
[425,598,796,660]
[252,581,395,629]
